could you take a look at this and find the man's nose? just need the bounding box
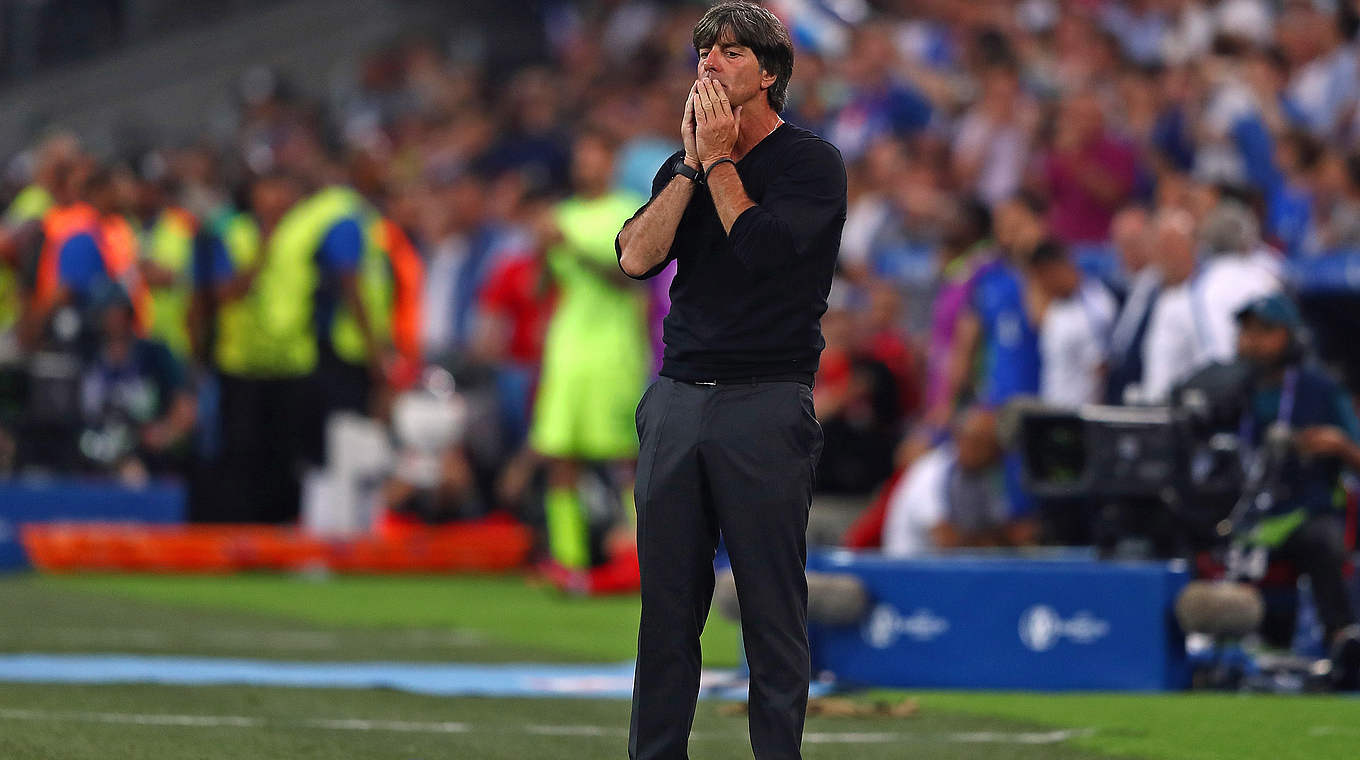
[701,50,720,71]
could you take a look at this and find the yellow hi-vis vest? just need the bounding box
[328,216,387,366]
[142,208,197,361]
[1,184,54,331]
[215,187,368,377]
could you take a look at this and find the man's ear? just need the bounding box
[760,68,776,92]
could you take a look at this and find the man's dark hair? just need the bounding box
[960,196,992,240]
[692,2,795,113]
[1009,188,1049,218]
[1029,239,1068,268]
[1346,151,1360,191]
[1285,129,1324,171]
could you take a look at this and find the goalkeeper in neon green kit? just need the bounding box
[529,130,650,570]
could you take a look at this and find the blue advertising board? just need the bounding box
[0,480,185,570]
[806,550,1191,691]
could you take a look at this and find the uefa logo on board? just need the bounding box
[1018,605,1111,652]
[862,604,950,649]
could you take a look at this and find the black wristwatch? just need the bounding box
[672,156,701,185]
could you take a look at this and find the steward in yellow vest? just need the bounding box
[23,167,151,350]
[0,133,79,337]
[323,211,425,416]
[135,198,200,363]
[200,175,382,521]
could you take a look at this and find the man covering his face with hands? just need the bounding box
[615,2,847,757]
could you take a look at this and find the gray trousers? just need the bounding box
[628,377,823,760]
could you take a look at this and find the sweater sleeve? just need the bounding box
[615,151,684,281]
[726,138,846,274]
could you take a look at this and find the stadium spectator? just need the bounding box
[825,22,933,162]
[1194,199,1283,365]
[1326,152,1360,252]
[480,68,571,193]
[1041,90,1141,245]
[1277,0,1358,139]
[419,171,505,364]
[839,137,913,284]
[882,407,1036,557]
[1031,241,1116,407]
[1305,146,1360,254]
[1105,205,1160,403]
[1141,206,1202,402]
[951,61,1033,208]
[472,213,556,454]
[861,280,922,422]
[814,303,902,496]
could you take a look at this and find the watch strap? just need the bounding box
[673,159,701,184]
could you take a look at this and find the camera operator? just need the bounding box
[78,282,196,483]
[1229,293,1360,689]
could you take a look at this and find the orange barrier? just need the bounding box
[19,519,532,574]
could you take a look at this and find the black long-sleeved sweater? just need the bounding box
[616,123,847,386]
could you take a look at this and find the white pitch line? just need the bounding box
[305,718,470,733]
[952,728,1098,744]
[1309,725,1360,737]
[524,724,627,737]
[0,708,263,728]
[0,707,1098,746]
[802,731,901,744]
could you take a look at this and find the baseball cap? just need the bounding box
[1234,292,1302,331]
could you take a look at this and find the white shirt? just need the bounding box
[1196,248,1283,364]
[952,109,1026,207]
[421,235,469,359]
[1140,249,1282,402]
[1140,280,1199,403]
[882,447,952,558]
[1040,278,1116,407]
[839,195,892,270]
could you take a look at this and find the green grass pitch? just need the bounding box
[0,573,1355,759]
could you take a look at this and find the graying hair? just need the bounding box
[1199,200,1261,256]
[692,2,794,113]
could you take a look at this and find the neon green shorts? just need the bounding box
[529,350,646,461]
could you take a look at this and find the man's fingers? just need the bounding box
[692,91,707,123]
[698,78,719,119]
[695,79,712,118]
[709,79,729,119]
[715,84,732,119]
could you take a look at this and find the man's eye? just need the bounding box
[726,51,739,58]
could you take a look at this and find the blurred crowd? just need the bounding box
[3,0,1360,566]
